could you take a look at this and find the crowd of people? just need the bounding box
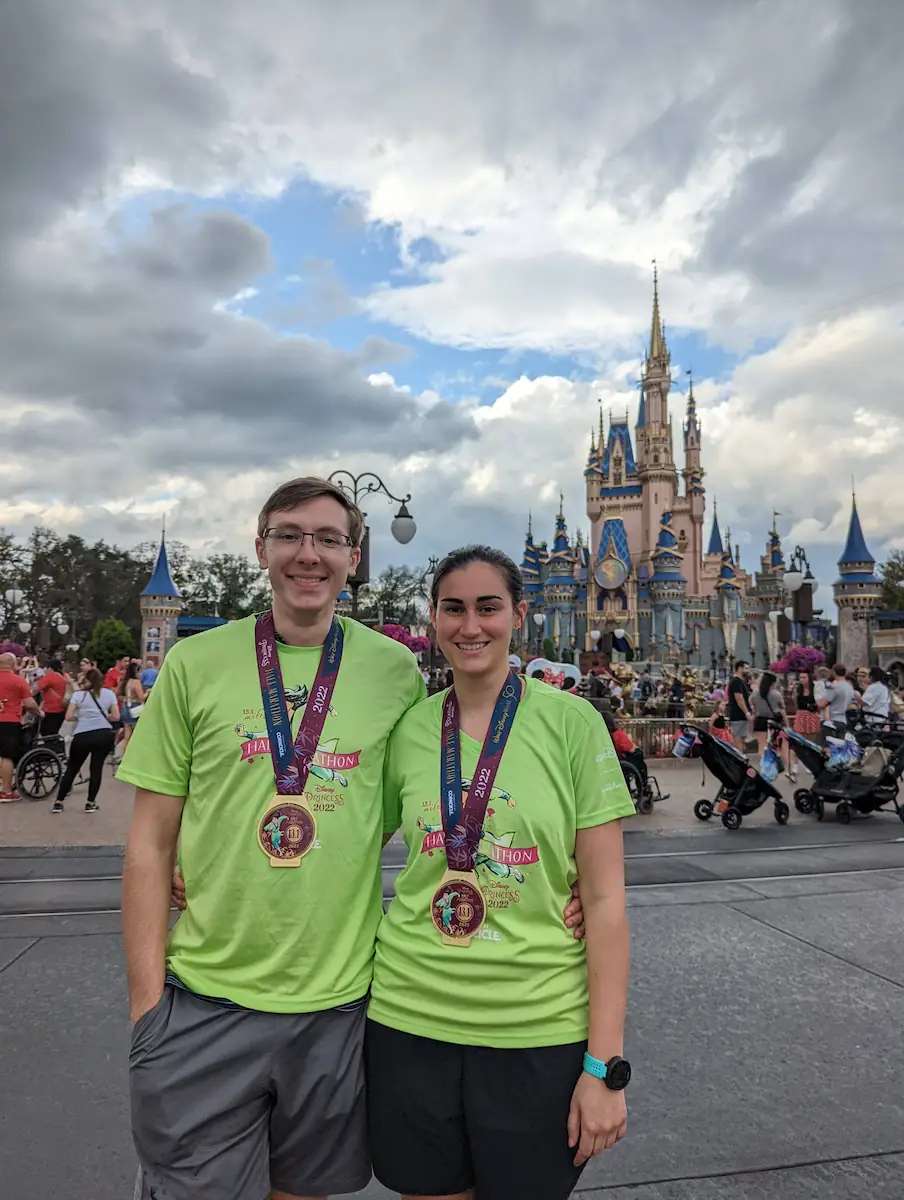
[0,650,158,805]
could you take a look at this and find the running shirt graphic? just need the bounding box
[370,679,634,1048]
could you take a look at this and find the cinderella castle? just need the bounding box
[517,270,878,671]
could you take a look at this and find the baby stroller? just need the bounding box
[683,726,790,830]
[618,747,669,816]
[792,733,904,825]
[779,726,831,816]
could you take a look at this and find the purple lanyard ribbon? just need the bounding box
[255,611,344,795]
[439,671,522,872]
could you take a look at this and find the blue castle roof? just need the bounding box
[601,421,637,477]
[636,390,646,428]
[717,549,739,590]
[596,518,630,568]
[142,538,181,598]
[838,500,874,567]
[707,510,723,556]
[650,512,686,583]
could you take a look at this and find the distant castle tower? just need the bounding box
[140,528,183,666]
[834,494,883,666]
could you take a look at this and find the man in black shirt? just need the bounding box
[727,660,753,748]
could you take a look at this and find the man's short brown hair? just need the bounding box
[257,477,365,546]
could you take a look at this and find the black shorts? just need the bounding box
[753,716,769,733]
[41,712,65,737]
[365,1019,587,1200]
[0,722,22,762]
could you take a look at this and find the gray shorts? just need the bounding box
[130,984,370,1199]
[730,720,748,741]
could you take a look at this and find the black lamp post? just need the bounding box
[328,470,417,619]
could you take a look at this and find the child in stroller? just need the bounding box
[782,720,904,825]
[602,710,668,815]
[685,724,790,830]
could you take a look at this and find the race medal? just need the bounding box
[430,869,486,946]
[434,671,522,945]
[254,612,343,869]
[258,799,316,868]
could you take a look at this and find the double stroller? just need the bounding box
[681,726,790,830]
[782,722,904,825]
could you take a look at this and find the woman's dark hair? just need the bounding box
[83,667,103,697]
[869,666,889,686]
[602,710,619,734]
[119,661,140,696]
[430,545,524,607]
[48,658,62,672]
[758,670,777,700]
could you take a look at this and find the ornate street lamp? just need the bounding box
[328,470,417,618]
[533,611,546,657]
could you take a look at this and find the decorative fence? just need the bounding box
[620,718,688,758]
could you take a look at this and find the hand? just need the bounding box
[171,868,186,911]
[563,881,585,940]
[130,986,164,1026]
[567,1072,627,1166]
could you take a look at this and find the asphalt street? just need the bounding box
[2,819,903,1199]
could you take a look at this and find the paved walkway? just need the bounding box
[0,759,810,847]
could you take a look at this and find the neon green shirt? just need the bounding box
[118,615,424,1013]
[368,679,635,1047]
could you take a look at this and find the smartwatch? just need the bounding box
[583,1052,632,1091]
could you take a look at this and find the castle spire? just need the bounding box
[649,260,666,360]
[142,527,181,598]
[838,491,875,568]
[598,400,605,451]
[707,502,724,556]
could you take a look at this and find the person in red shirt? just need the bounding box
[35,658,68,737]
[0,652,41,801]
[104,656,129,693]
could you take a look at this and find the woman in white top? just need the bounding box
[52,667,119,814]
[860,667,891,725]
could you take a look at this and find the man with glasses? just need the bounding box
[119,477,427,1200]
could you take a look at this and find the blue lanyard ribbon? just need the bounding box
[439,670,522,872]
[255,612,344,795]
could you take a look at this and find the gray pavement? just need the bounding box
[2,820,904,1197]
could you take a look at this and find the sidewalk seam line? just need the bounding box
[0,937,41,975]
[574,1146,904,1192]
[727,904,904,992]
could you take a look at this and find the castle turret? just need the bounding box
[636,265,679,574]
[648,512,686,658]
[544,497,579,649]
[834,494,883,666]
[140,529,183,665]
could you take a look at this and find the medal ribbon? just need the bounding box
[255,611,344,795]
[439,670,522,872]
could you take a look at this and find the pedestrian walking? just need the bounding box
[0,652,41,801]
[34,657,68,738]
[117,661,147,754]
[52,668,119,813]
[366,546,633,1200]
[727,661,754,748]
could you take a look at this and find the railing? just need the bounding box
[621,718,688,758]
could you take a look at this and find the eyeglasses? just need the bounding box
[262,529,353,552]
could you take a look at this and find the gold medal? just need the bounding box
[430,869,487,946]
[257,798,317,868]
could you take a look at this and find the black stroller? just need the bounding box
[686,726,790,830]
[790,730,904,825]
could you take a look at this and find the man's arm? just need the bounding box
[122,789,184,1024]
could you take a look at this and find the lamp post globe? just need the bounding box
[5,588,23,606]
[391,502,417,545]
[533,612,545,629]
[782,570,803,593]
[18,621,31,633]
[56,623,69,635]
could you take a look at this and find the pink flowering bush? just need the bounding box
[382,623,431,655]
[769,646,825,675]
[0,640,27,658]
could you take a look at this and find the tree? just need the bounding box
[357,566,426,625]
[542,636,557,661]
[182,553,271,620]
[84,618,136,671]
[879,550,904,611]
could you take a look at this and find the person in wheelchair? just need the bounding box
[602,710,647,785]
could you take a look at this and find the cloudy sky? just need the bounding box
[2,0,902,597]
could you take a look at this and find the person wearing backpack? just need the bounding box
[52,667,120,813]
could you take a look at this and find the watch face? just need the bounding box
[606,1057,632,1090]
[594,557,627,591]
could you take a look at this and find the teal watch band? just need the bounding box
[582,1051,608,1080]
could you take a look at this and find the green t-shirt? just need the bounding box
[368,679,635,1047]
[117,614,424,1013]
